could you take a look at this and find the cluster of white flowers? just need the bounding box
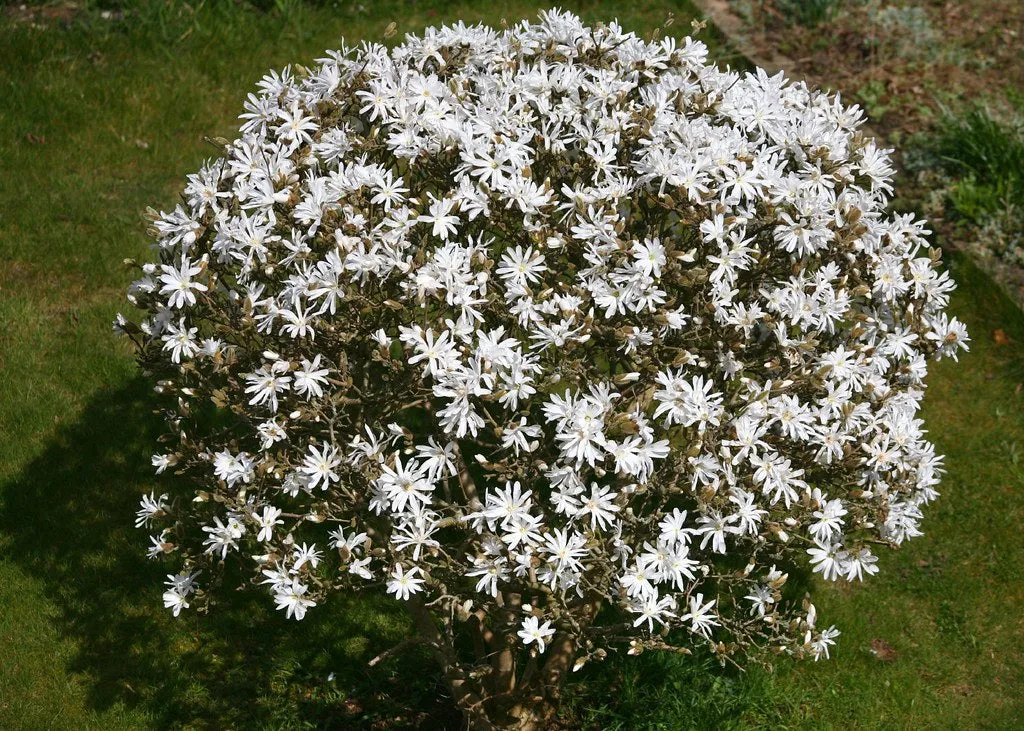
[120,9,967,673]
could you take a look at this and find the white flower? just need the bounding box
[467,556,508,597]
[126,10,962,671]
[807,540,848,582]
[202,515,246,559]
[245,364,291,412]
[518,616,556,653]
[579,484,620,531]
[162,571,199,617]
[501,418,542,455]
[632,595,677,632]
[480,481,534,529]
[620,556,659,600]
[682,593,719,637]
[811,626,841,660]
[843,547,879,582]
[386,564,425,601]
[808,497,847,542]
[497,245,548,287]
[257,418,288,450]
[274,578,317,620]
[254,505,284,542]
[377,453,434,513]
[293,542,323,571]
[159,256,208,309]
[151,453,174,474]
[349,557,374,580]
[299,442,341,490]
[161,318,199,363]
[293,355,331,399]
[418,193,460,240]
[541,528,588,574]
[501,514,545,551]
[136,491,168,528]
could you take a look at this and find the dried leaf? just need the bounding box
[870,638,898,662]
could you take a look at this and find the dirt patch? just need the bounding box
[709,0,1023,136]
[869,638,899,662]
[3,2,123,28]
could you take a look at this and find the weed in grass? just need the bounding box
[559,647,796,730]
[936,601,978,650]
[856,78,893,122]
[869,3,937,59]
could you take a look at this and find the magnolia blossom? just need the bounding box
[518,615,556,653]
[122,10,966,715]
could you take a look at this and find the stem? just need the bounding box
[367,636,429,667]
[408,597,496,731]
[452,440,480,504]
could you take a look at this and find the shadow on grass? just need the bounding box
[0,377,459,729]
[0,377,809,729]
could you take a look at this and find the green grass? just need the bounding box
[1,2,1023,728]
[931,106,1024,221]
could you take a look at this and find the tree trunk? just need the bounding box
[501,636,576,729]
[408,594,603,729]
[408,598,496,731]
[504,697,560,731]
[481,627,579,729]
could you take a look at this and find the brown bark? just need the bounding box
[503,637,575,730]
[495,593,604,728]
[409,593,606,729]
[488,591,521,698]
[408,598,495,731]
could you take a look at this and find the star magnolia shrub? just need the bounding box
[118,9,969,728]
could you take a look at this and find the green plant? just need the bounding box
[856,78,893,121]
[934,106,1024,220]
[776,0,838,29]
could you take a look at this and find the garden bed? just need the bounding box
[699,0,1024,308]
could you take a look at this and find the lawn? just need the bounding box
[0,1,1021,728]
